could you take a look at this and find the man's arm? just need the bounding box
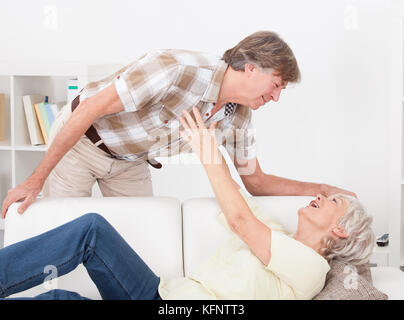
[233,156,357,198]
[1,84,124,218]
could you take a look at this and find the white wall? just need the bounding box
[0,0,393,236]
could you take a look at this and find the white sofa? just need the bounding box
[4,195,404,300]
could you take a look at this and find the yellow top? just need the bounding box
[158,189,330,300]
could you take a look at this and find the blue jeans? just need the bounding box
[0,213,162,300]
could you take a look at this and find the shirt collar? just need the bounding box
[201,60,228,103]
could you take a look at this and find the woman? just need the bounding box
[0,109,374,300]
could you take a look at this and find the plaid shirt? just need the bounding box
[79,49,257,162]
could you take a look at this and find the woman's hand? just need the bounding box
[179,107,220,165]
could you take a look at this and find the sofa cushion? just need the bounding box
[371,266,404,300]
[4,197,183,299]
[313,261,388,300]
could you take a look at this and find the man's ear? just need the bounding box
[244,63,255,76]
[332,226,349,239]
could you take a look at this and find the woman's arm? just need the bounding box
[180,107,272,265]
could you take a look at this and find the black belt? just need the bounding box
[71,95,162,169]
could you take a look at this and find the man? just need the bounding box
[1,31,355,218]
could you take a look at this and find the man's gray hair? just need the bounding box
[321,194,375,266]
[222,31,301,83]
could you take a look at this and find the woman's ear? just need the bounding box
[332,226,349,239]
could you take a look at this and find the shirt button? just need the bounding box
[205,113,210,117]
[164,120,168,124]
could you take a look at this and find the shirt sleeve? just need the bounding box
[113,52,178,113]
[267,231,331,299]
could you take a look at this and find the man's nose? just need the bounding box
[271,88,282,102]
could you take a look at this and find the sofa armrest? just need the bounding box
[4,197,183,299]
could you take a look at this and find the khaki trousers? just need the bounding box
[42,103,153,197]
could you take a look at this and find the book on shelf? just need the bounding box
[24,96,64,146]
[44,103,55,129]
[22,95,45,146]
[39,102,51,138]
[0,93,5,141]
[49,102,63,118]
[34,103,48,144]
[43,102,63,135]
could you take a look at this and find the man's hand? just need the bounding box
[320,183,357,198]
[1,174,45,219]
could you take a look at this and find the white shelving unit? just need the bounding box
[0,61,88,230]
[390,0,404,268]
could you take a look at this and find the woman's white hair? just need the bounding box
[321,193,375,266]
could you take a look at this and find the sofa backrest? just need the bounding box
[182,195,313,276]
